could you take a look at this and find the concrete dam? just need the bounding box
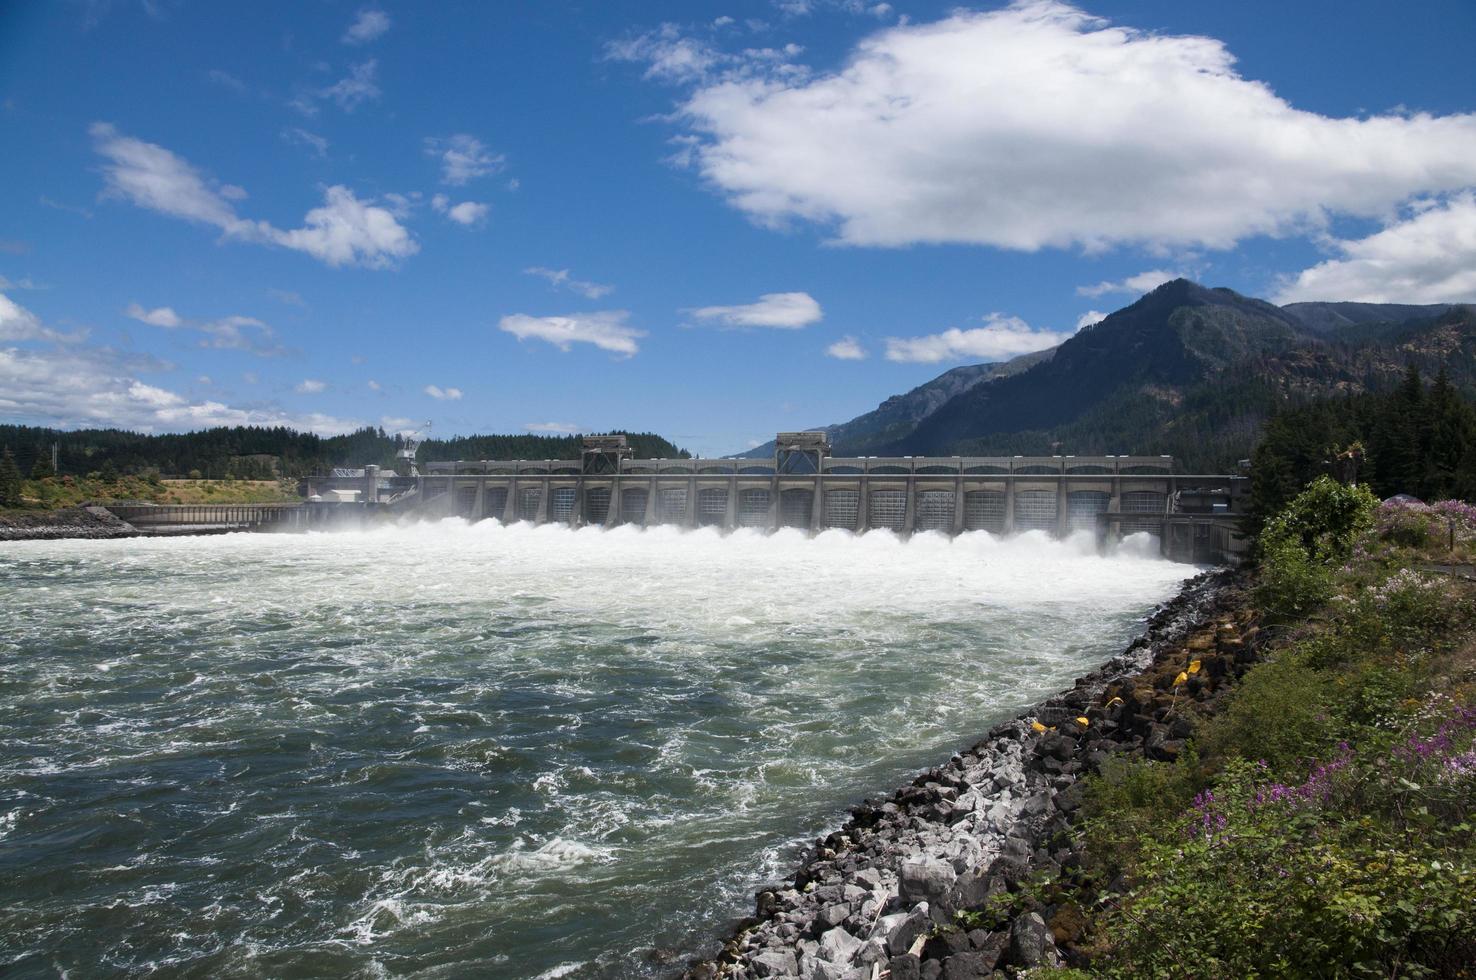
[317,434,1248,562]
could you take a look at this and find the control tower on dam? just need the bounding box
[345,434,1247,561]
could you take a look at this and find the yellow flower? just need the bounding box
[1188,659,1202,674]
[1173,671,1189,687]
[1075,716,1090,728]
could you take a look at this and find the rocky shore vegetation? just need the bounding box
[687,477,1476,979]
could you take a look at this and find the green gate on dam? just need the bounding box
[326,433,1249,561]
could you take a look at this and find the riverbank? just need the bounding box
[0,506,139,541]
[683,565,1254,978]
[685,480,1476,978]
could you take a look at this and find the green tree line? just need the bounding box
[1248,364,1476,530]
[0,424,689,484]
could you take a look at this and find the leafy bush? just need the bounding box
[1256,533,1335,620]
[1093,734,1476,979]
[1262,475,1379,563]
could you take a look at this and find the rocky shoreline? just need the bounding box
[684,566,1257,979]
[0,506,142,541]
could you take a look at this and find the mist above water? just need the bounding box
[0,522,1191,978]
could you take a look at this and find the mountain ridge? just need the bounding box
[736,280,1476,471]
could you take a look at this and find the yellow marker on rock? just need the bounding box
[1030,720,1048,733]
[1105,696,1123,709]
[1075,716,1090,728]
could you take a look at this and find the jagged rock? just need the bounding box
[749,948,799,977]
[888,953,922,980]
[818,926,862,965]
[886,903,930,955]
[940,950,997,979]
[1008,912,1056,968]
[899,857,956,905]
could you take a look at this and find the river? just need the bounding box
[0,521,1192,978]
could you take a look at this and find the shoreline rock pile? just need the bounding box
[0,506,139,541]
[685,567,1259,979]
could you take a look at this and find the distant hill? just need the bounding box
[745,280,1476,472]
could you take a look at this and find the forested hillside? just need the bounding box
[756,280,1470,472]
[0,425,687,481]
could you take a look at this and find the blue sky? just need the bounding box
[3,0,1476,456]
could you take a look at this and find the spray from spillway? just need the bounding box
[0,521,1194,978]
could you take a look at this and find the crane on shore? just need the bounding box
[396,421,431,477]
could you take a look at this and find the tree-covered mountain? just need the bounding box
[750,279,1476,473]
[0,425,687,481]
[733,346,1054,459]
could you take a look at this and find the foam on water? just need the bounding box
[0,521,1193,977]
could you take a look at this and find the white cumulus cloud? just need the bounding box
[343,8,390,45]
[651,2,1476,252]
[885,313,1069,364]
[92,123,418,269]
[424,384,463,400]
[499,311,645,356]
[1076,310,1107,330]
[1275,193,1476,303]
[825,335,866,360]
[687,291,822,329]
[1,292,83,343]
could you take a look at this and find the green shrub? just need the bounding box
[1262,475,1379,563]
[1199,651,1338,776]
[1256,533,1335,620]
[1092,745,1476,979]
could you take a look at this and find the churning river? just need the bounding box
[0,521,1193,979]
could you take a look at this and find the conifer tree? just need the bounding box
[0,449,24,507]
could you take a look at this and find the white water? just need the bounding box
[0,521,1191,977]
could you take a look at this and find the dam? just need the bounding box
[312,434,1248,562]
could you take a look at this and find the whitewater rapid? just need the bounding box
[0,521,1191,978]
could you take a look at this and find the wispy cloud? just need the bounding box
[2,291,85,343]
[524,421,581,433]
[206,69,248,95]
[281,127,329,158]
[295,378,327,394]
[124,302,182,328]
[524,266,614,300]
[342,8,390,45]
[424,134,504,185]
[124,300,286,356]
[92,123,417,269]
[687,291,822,329]
[424,384,463,400]
[499,311,645,355]
[0,293,357,434]
[1077,269,1183,297]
